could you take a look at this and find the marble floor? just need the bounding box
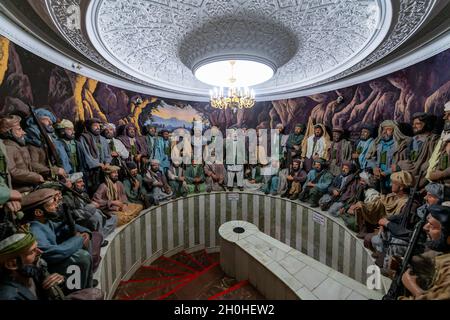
[113,251,265,300]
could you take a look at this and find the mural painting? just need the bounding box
[0,35,449,138]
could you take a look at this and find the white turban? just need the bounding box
[104,123,116,130]
[445,101,450,112]
[69,172,83,183]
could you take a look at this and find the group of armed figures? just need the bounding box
[0,101,450,300]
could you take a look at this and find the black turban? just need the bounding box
[429,205,450,232]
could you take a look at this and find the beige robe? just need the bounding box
[400,253,450,300]
[358,190,408,225]
[3,139,43,192]
[93,182,143,227]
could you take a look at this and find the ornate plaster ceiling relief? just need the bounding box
[85,0,389,96]
[307,0,440,89]
[178,16,298,74]
[30,0,442,100]
[44,0,151,85]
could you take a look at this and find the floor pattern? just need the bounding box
[113,251,265,300]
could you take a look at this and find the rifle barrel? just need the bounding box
[118,157,138,184]
[28,104,61,167]
[382,170,426,300]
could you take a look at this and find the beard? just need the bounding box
[127,131,136,138]
[13,134,26,146]
[45,209,60,221]
[103,132,114,140]
[426,232,450,252]
[382,134,393,142]
[413,128,426,135]
[74,186,85,194]
[16,255,44,279]
[89,127,101,136]
[110,176,119,183]
[17,262,40,279]
[64,133,75,140]
[41,124,54,134]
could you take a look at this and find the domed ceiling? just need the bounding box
[1,0,450,101]
[89,0,385,92]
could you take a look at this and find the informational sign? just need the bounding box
[312,212,325,226]
[227,193,240,201]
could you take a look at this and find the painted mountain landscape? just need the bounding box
[0,35,449,137]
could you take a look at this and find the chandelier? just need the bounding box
[209,61,256,110]
[210,86,255,110]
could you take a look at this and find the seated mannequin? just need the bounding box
[298,158,333,207]
[144,159,173,204]
[92,165,143,226]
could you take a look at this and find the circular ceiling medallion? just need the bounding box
[85,0,391,99]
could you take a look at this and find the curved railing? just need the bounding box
[94,191,385,299]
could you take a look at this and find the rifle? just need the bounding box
[400,170,425,229]
[36,258,67,300]
[382,170,425,300]
[59,182,92,204]
[117,157,138,185]
[382,206,428,300]
[37,181,92,204]
[28,104,61,168]
[378,173,387,195]
[62,203,77,237]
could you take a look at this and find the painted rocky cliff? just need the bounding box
[0,35,449,138]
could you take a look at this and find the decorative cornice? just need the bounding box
[44,0,151,85]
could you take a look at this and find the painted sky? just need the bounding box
[151,101,203,122]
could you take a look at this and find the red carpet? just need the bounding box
[113,250,264,300]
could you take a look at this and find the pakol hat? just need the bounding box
[21,188,59,212]
[425,183,444,202]
[0,115,21,134]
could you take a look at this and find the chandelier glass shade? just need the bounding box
[194,60,274,87]
[195,59,271,110]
